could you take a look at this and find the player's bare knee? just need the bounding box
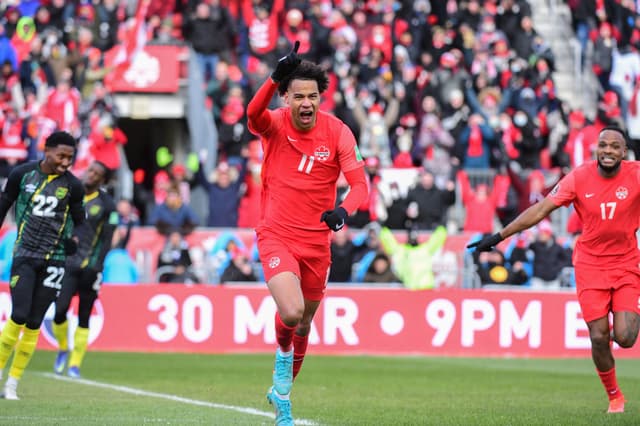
[615,329,639,348]
[589,330,611,348]
[280,306,304,325]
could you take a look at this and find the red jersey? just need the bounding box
[250,106,363,242]
[548,160,640,267]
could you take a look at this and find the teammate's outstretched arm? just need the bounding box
[467,197,559,252]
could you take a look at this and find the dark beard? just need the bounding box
[598,159,621,174]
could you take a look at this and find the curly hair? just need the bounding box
[277,60,330,96]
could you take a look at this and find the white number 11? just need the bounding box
[297,154,315,174]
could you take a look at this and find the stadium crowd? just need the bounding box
[0,0,635,288]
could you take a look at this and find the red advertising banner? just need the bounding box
[0,284,634,358]
[103,45,185,93]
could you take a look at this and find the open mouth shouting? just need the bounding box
[299,109,314,124]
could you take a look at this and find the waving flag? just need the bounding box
[105,0,150,89]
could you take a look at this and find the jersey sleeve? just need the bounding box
[547,171,576,207]
[68,176,85,227]
[246,79,279,137]
[337,125,364,172]
[97,194,118,268]
[0,163,28,226]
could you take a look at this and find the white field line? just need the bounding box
[40,372,318,426]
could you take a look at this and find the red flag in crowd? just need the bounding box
[105,0,150,90]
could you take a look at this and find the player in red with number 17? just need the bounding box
[468,126,640,414]
[247,41,368,425]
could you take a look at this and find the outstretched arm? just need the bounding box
[247,41,300,135]
[468,197,560,251]
[500,197,559,239]
[246,79,278,135]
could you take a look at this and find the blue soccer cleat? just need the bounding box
[67,366,81,379]
[266,386,293,426]
[54,351,68,375]
[272,348,293,395]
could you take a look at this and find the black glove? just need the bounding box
[63,237,78,255]
[467,233,504,252]
[320,207,348,232]
[271,41,301,82]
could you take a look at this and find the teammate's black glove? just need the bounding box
[321,207,348,232]
[271,41,301,82]
[466,233,504,252]
[63,237,78,255]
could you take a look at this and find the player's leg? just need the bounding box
[589,313,626,413]
[611,311,640,347]
[604,278,640,413]
[0,258,37,390]
[52,271,79,374]
[68,269,100,378]
[610,276,640,348]
[258,234,300,425]
[4,261,59,399]
[267,271,303,396]
[293,299,321,380]
[265,271,299,426]
[293,255,329,380]
[579,282,623,412]
[259,235,303,392]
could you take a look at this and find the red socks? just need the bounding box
[275,312,296,352]
[274,312,310,379]
[293,333,309,379]
[598,367,622,400]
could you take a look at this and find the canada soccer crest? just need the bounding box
[314,146,330,161]
[616,186,628,200]
[124,51,160,88]
[269,256,280,269]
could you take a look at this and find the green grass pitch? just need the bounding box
[0,351,639,425]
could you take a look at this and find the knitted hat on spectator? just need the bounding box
[368,104,384,115]
[440,52,457,68]
[399,113,417,128]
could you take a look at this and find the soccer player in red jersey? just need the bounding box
[468,126,640,413]
[247,42,368,424]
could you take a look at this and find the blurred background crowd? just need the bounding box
[0,0,634,289]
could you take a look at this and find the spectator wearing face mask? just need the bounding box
[454,113,496,169]
[510,106,543,170]
[405,168,456,231]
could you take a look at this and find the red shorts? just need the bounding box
[256,229,331,301]
[574,264,640,322]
